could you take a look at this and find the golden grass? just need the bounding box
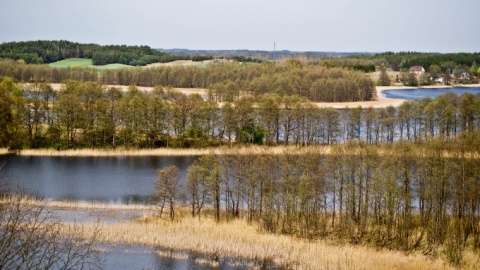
[12,145,331,157]
[7,197,156,211]
[71,215,457,270]
[7,197,474,269]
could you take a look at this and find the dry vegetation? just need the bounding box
[73,212,460,270]
[3,145,330,157]
[3,196,478,269]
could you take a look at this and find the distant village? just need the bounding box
[398,65,476,86]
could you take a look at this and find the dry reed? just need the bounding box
[13,145,331,157]
[12,198,475,269]
[73,215,458,270]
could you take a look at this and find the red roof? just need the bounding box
[409,66,424,72]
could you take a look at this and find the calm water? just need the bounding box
[102,245,275,270]
[383,87,480,100]
[0,155,196,202]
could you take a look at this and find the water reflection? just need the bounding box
[0,155,197,202]
[103,245,278,270]
[383,87,480,100]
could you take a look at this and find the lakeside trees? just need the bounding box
[2,78,480,150]
[164,138,480,266]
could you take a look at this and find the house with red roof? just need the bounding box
[409,66,425,75]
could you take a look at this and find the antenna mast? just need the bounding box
[273,42,276,60]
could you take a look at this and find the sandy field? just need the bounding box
[145,59,231,68]
[45,83,206,96]
[31,83,480,109]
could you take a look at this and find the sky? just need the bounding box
[0,0,478,53]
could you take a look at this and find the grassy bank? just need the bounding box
[2,146,331,157]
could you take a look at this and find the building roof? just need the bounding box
[409,66,425,72]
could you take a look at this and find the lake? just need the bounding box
[102,245,277,270]
[0,155,197,202]
[383,86,480,100]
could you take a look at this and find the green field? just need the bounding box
[49,58,132,70]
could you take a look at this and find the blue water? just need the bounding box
[102,245,274,270]
[0,155,196,202]
[383,87,480,100]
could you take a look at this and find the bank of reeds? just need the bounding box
[0,196,156,211]
[3,146,331,157]
[6,197,470,269]
[75,215,457,270]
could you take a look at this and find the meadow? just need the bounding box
[48,58,132,69]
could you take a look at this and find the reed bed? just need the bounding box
[72,215,456,270]
[12,145,331,157]
[0,196,156,211]
[9,198,471,269]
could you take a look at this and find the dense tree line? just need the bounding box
[0,59,376,102]
[310,58,376,73]
[0,40,187,66]
[2,78,480,150]
[366,51,480,72]
[155,138,480,266]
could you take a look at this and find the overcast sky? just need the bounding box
[1,0,478,53]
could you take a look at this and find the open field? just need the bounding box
[48,58,93,68]
[49,58,232,69]
[48,58,132,70]
[145,59,231,68]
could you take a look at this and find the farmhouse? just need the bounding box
[409,66,425,75]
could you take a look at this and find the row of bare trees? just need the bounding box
[2,78,480,149]
[155,137,480,266]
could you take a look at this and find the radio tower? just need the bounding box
[273,42,276,60]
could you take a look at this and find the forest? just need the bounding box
[0,59,375,102]
[370,51,480,71]
[153,137,480,266]
[0,40,193,66]
[1,77,480,151]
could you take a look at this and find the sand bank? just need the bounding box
[27,83,480,109]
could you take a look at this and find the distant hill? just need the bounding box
[0,40,186,66]
[156,48,372,61]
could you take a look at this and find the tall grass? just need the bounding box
[8,197,466,269]
[12,145,331,157]
[74,214,456,270]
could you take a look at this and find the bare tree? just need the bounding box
[0,194,102,270]
[154,165,181,220]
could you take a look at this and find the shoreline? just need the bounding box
[8,196,450,270]
[34,83,480,109]
[0,145,331,157]
[38,201,454,270]
[315,84,480,109]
